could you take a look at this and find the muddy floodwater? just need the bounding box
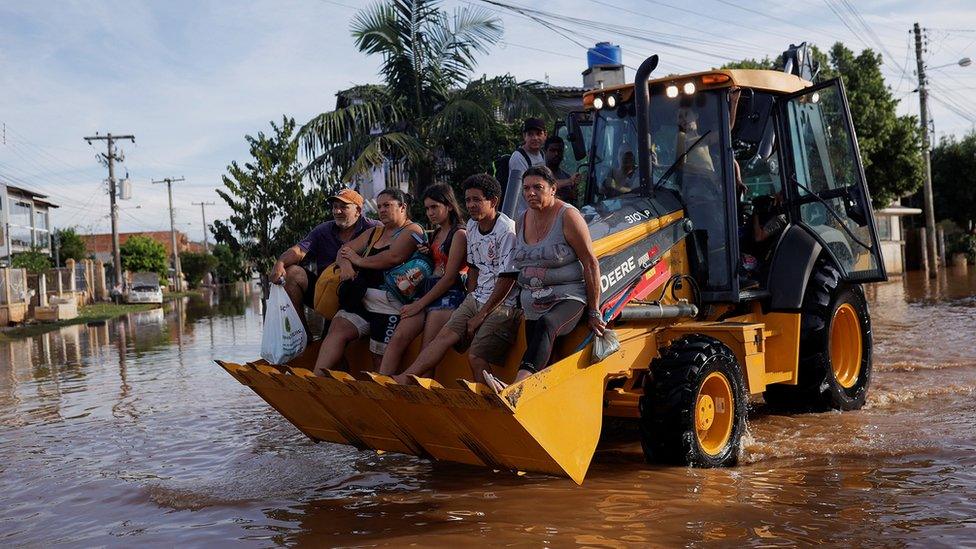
[2,269,975,546]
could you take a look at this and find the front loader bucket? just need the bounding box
[216,348,607,484]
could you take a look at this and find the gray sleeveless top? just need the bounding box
[512,203,587,320]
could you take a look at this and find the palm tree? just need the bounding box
[299,0,552,193]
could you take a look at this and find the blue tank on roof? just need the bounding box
[587,42,621,68]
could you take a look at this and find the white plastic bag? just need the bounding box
[591,328,620,364]
[260,285,308,365]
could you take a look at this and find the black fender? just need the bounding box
[766,225,823,311]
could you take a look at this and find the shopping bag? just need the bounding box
[261,284,308,365]
[591,328,620,364]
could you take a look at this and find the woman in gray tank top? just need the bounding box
[501,166,605,387]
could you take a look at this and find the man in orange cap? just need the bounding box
[271,188,381,330]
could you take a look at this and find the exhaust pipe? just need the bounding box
[634,54,659,195]
[617,302,698,321]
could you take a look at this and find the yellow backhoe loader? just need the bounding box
[217,44,885,484]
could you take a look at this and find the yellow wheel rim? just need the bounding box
[696,372,734,456]
[829,303,863,389]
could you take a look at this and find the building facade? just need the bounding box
[80,230,197,264]
[0,182,58,263]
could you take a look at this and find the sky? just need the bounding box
[1,0,974,243]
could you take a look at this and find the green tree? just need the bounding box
[54,227,87,264]
[721,56,779,70]
[120,235,168,276]
[724,43,923,208]
[827,43,923,208]
[11,247,51,273]
[932,131,976,233]
[213,116,332,289]
[299,0,551,193]
[180,251,219,288]
[212,242,249,283]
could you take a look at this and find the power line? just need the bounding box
[477,0,748,70]
[586,0,762,58]
[712,0,821,33]
[640,0,798,42]
[0,162,101,215]
[837,0,900,64]
[928,92,976,123]
[822,0,873,52]
[500,40,578,60]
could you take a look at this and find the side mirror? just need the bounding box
[566,113,587,161]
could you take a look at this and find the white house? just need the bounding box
[0,181,58,263]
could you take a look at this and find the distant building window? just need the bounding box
[10,200,31,228]
[876,215,892,241]
[10,226,32,248]
[34,209,48,231]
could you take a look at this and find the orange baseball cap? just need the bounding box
[328,188,365,207]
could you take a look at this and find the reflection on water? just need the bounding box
[1,273,975,546]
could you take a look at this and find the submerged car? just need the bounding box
[126,272,163,304]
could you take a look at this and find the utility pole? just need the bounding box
[191,201,215,252]
[153,177,186,291]
[913,23,939,276]
[53,228,61,268]
[84,132,135,285]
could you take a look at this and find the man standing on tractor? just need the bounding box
[500,117,547,214]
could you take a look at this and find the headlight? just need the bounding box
[606,94,617,108]
[593,96,604,110]
[665,85,679,98]
[683,82,696,95]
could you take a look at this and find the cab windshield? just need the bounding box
[589,88,731,289]
[590,90,726,198]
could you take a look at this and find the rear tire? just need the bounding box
[763,258,872,411]
[639,335,747,467]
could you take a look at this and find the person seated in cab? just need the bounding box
[751,191,787,258]
[604,149,638,196]
[312,188,424,375]
[392,174,521,385]
[378,184,468,377]
[269,189,380,333]
[479,166,605,392]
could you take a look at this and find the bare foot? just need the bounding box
[391,373,410,385]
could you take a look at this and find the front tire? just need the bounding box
[639,335,747,467]
[764,259,872,411]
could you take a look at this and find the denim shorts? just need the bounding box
[424,276,466,311]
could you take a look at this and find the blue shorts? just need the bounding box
[424,276,466,311]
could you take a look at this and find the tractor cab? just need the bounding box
[569,65,886,303]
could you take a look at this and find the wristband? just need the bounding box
[588,308,602,319]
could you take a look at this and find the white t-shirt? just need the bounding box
[466,213,517,306]
[505,148,545,216]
